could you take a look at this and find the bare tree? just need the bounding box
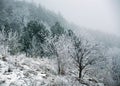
[69,34,104,80]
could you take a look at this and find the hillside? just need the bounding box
[0,54,104,86]
[86,29,120,48]
[0,0,120,86]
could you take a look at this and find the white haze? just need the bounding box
[26,0,120,35]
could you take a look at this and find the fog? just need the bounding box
[26,0,120,35]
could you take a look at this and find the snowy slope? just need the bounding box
[0,55,104,86]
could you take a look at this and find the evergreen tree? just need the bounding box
[20,20,49,57]
[50,22,65,38]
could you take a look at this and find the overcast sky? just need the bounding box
[26,0,120,35]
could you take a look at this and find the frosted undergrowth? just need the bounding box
[0,54,104,86]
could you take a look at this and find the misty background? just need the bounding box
[26,0,120,36]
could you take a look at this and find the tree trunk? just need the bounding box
[79,68,82,79]
[57,58,61,75]
[79,62,82,79]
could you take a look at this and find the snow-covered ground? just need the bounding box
[0,54,104,86]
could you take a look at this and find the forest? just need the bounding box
[0,0,120,86]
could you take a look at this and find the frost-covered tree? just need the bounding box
[47,34,71,75]
[0,29,8,56]
[68,30,105,80]
[20,20,49,57]
[106,48,120,86]
[50,22,65,38]
[7,32,21,55]
[0,29,20,56]
[111,56,120,86]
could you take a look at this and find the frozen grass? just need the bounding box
[0,54,104,86]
